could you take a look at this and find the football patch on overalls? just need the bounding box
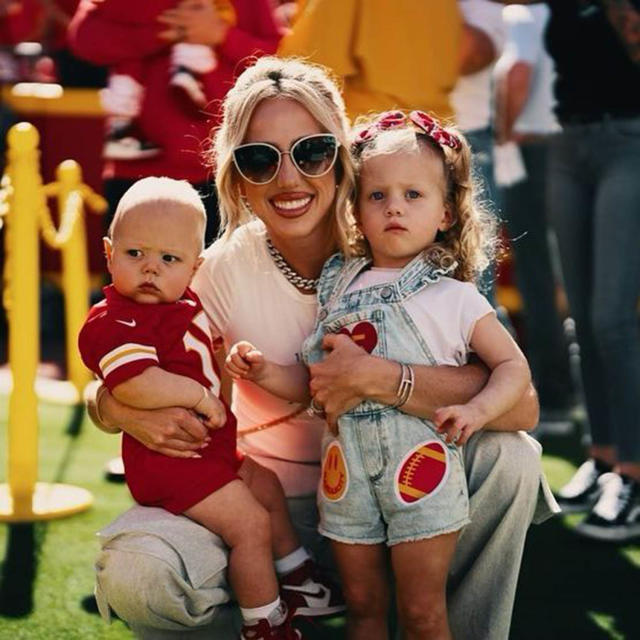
[395,441,449,504]
[338,321,378,353]
[321,441,349,502]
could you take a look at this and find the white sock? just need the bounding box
[274,546,311,576]
[240,596,283,625]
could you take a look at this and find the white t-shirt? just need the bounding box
[494,3,559,135]
[191,220,325,497]
[451,0,506,132]
[346,268,495,365]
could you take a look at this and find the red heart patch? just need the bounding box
[338,321,378,353]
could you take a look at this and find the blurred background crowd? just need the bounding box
[0,0,639,546]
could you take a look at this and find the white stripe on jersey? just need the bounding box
[99,343,158,379]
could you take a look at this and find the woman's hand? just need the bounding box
[157,0,229,46]
[98,389,211,458]
[308,334,372,430]
[123,405,212,458]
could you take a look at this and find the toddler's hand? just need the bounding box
[434,404,485,446]
[194,388,227,429]
[225,341,266,381]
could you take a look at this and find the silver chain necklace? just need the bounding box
[266,237,319,293]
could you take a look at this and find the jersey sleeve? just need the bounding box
[78,313,160,392]
[218,0,280,68]
[459,282,496,349]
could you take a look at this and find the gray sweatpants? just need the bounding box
[94,431,558,640]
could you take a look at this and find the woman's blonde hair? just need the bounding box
[210,56,356,250]
[349,116,497,283]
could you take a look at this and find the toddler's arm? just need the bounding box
[112,368,226,429]
[226,341,310,404]
[434,314,531,445]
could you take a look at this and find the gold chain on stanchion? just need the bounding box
[0,174,11,230]
[38,182,104,249]
[38,188,81,249]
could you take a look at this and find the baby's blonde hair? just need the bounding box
[209,56,356,251]
[348,115,497,283]
[109,177,207,252]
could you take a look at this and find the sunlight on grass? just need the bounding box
[620,546,640,569]
[541,453,578,490]
[588,611,624,640]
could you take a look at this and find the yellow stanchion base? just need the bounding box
[0,483,93,522]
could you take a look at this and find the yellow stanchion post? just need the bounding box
[0,122,92,522]
[56,161,106,397]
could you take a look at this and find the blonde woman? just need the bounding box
[90,56,557,640]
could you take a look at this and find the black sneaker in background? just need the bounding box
[574,473,640,543]
[555,459,607,513]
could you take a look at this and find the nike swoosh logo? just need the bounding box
[115,319,137,327]
[282,583,330,608]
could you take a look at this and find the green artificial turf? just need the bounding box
[1,395,639,638]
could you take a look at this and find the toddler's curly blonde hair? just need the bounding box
[348,113,497,283]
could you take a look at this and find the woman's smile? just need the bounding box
[270,192,314,216]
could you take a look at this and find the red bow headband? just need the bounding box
[354,110,462,152]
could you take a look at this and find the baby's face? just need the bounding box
[106,203,203,304]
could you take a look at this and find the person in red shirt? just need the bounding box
[68,0,281,244]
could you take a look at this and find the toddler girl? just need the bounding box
[226,111,531,639]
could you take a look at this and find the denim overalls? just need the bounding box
[303,252,470,546]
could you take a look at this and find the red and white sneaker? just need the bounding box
[280,560,346,618]
[240,617,302,640]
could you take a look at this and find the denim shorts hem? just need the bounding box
[386,517,470,547]
[318,527,387,546]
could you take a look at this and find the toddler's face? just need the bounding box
[357,147,451,269]
[105,203,203,304]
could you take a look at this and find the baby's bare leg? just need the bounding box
[391,532,459,640]
[184,479,278,608]
[239,457,300,559]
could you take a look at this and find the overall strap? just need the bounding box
[316,253,346,308]
[395,251,458,299]
[324,256,371,309]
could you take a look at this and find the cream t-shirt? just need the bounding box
[191,220,324,497]
[346,267,495,365]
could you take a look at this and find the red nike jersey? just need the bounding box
[79,285,241,514]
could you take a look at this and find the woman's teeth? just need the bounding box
[273,196,312,210]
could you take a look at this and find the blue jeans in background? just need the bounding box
[503,140,573,410]
[548,116,640,462]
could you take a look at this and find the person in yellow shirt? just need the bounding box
[278,0,462,121]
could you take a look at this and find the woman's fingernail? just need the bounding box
[191,453,202,459]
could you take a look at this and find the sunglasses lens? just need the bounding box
[234,145,280,184]
[292,135,338,177]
